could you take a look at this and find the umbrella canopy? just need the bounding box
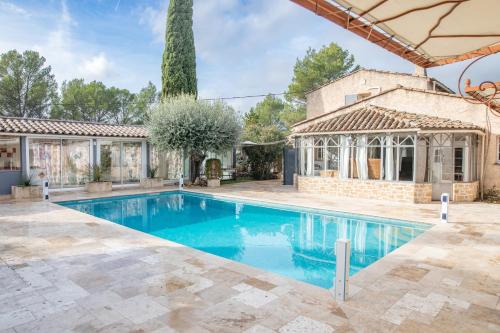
[290,0,500,68]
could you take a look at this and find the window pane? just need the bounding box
[99,142,121,183]
[398,147,414,181]
[367,146,382,180]
[416,136,430,183]
[29,139,61,187]
[122,142,142,183]
[62,139,90,187]
[454,147,464,181]
[302,147,313,176]
[345,94,358,106]
[432,147,453,182]
[326,147,339,170]
[0,137,20,171]
[150,147,184,180]
[313,145,324,176]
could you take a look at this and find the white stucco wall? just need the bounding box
[305,69,440,119]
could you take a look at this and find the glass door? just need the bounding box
[122,142,141,183]
[97,140,142,184]
[430,134,453,200]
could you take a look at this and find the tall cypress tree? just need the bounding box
[161,0,197,99]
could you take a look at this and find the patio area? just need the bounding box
[0,180,499,332]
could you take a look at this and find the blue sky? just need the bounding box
[0,0,498,113]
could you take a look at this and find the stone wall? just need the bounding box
[297,176,432,203]
[453,181,479,202]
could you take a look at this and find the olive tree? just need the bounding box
[147,94,240,182]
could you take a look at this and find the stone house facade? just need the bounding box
[291,69,499,203]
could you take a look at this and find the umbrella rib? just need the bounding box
[413,1,464,51]
[359,0,388,16]
[373,0,469,25]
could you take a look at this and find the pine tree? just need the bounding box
[161,0,197,99]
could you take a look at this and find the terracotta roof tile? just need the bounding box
[0,117,147,138]
[296,106,483,134]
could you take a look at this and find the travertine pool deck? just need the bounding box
[0,180,499,332]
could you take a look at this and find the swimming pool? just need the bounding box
[58,191,430,289]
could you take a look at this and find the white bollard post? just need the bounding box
[178,174,184,191]
[335,239,350,302]
[440,193,449,223]
[43,178,49,200]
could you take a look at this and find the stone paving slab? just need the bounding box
[0,181,498,332]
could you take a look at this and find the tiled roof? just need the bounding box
[0,117,147,138]
[296,106,483,134]
[292,86,475,128]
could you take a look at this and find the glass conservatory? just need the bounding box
[295,132,480,201]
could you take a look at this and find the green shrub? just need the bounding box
[243,144,283,180]
[91,164,103,182]
[484,186,499,203]
[148,166,159,178]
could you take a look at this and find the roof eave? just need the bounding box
[291,127,484,137]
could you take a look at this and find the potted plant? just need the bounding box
[141,166,164,188]
[85,164,112,193]
[11,173,43,200]
[205,158,222,187]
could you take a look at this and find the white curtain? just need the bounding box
[340,136,350,179]
[357,135,368,180]
[463,136,470,182]
[306,147,313,176]
[385,135,394,181]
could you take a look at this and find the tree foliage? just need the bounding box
[147,95,240,180]
[0,50,57,118]
[241,95,288,180]
[286,43,359,102]
[52,79,158,124]
[161,0,197,99]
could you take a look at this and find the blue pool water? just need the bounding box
[58,191,430,289]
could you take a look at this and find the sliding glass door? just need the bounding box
[61,139,91,186]
[29,138,91,188]
[98,141,142,184]
[123,142,142,183]
[29,139,62,187]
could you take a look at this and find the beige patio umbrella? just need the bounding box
[290,0,500,68]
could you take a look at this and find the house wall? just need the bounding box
[0,135,26,195]
[296,86,500,191]
[297,176,433,203]
[306,70,435,119]
[0,170,22,195]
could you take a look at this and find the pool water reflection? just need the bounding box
[59,192,430,289]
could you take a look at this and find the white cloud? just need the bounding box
[0,1,30,17]
[137,0,336,112]
[138,3,167,44]
[2,0,496,115]
[5,0,119,87]
[79,53,114,80]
